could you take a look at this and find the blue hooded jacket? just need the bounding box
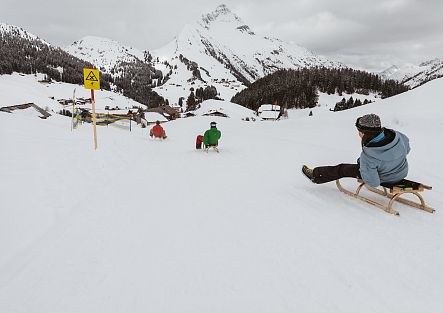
[359,130,410,187]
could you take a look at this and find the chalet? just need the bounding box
[182,112,196,118]
[0,103,51,119]
[203,110,228,118]
[257,104,281,121]
[145,105,180,120]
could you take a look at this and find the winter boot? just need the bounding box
[302,165,315,182]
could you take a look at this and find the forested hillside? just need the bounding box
[231,68,409,110]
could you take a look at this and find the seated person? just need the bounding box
[203,121,221,148]
[302,114,410,187]
[150,120,167,139]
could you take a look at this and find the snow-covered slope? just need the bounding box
[380,58,443,88]
[379,64,421,82]
[65,36,146,73]
[152,4,343,103]
[0,73,146,113]
[0,22,49,45]
[1,79,443,312]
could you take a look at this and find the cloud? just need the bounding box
[1,0,442,72]
[254,11,366,52]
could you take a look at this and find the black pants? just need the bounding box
[312,163,361,184]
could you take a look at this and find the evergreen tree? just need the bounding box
[186,91,196,111]
[346,97,354,108]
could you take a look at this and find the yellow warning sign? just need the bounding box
[83,68,100,90]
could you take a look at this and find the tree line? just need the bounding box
[231,67,409,111]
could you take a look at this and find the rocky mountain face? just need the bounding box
[150,4,344,105]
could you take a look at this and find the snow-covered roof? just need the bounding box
[258,104,280,113]
[144,112,168,123]
[1,106,44,119]
[260,110,280,120]
[194,99,255,119]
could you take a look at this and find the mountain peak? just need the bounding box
[0,22,49,45]
[200,4,244,28]
[65,35,144,72]
[419,58,442,67]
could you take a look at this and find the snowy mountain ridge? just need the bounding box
[380,58,443,88]
[63,5,343,104]
[0,22,50,46]
[199,4,243,28]
[65,36,146,74]
[151,5,344,104]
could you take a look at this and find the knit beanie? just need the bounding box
[356,114,382,133]
[210,121,217,128]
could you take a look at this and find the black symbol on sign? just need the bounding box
[86,71,99,81]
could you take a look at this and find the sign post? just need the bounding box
[71,88,76,131]
[83,68,100,150]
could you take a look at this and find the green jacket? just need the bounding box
[203,128,221,146]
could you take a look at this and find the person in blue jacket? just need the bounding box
[302,114,410,187]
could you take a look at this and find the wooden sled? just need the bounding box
[336,179,435,216]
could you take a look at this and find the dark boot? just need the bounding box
[302,165,315,182]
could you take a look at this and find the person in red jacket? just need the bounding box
[150,121,167,139]
[196,134,203,149]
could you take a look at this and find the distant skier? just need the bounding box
[302,114,410,187]
[150,120,167,139]
[203,121,221,151]
[196,134,203,149]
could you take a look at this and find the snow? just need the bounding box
[0,73,145,114]
[56,5,345,107]
[259,110,280,120]
[0,22,50,45]
[65,36,145,73]
[379,63,421,82]
[1,74,443,312]
[258,104,280,112]
[380,58,443,88]
[151,5,343,105]
[317,91,379,110]
[193,99,255,119]
[144,112,168,123]
[2,106,44,119]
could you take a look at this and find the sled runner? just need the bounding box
[204,145,219,153]
[336,179,435,216]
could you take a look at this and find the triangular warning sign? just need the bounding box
[86,71,99,81]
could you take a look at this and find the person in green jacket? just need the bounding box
[203,121,221,149]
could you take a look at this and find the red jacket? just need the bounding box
[196,135,203,144]
[151,125,164,138]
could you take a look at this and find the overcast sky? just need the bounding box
[2,0,442,72]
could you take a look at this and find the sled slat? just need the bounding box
[336,179,436,215]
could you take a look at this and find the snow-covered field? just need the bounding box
[1,77,443,313]
[0,73,144,113]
